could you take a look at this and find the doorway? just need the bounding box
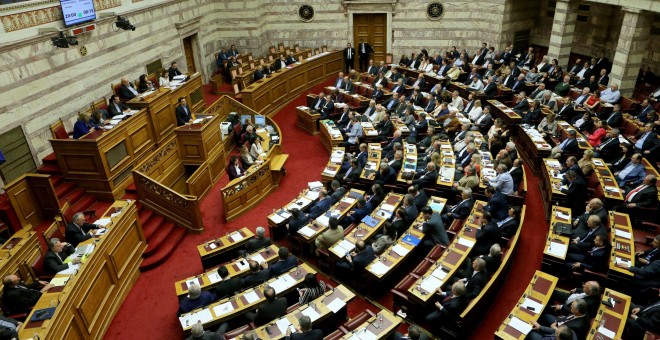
[182,35,197,74]
[353,13,387,67]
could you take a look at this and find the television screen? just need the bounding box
[240,115,252,125]
[254,115,266,126]
[60,0,96,27]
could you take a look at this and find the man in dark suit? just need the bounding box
[473,212,501,256]
[336,240,375,273]
[420,206,449,247]
[268,247,297,276]
[242,260,271,288]
[253,65,266,81]
[473,107,493,130]
[408,186,429,212]
[568,214,605,254]
[329,180,347,203]
[65,212,100,247]
[483,78,498,98]
[168,62,183,81]
[426,281,469,325]
[310,93,326,112]
[178,283,216,315]
[442,188,475,225]
[371,85,384,102]
[393,325,429,340]
[344,43,355,73]
[107,95,130,118]
[176,97,193,126]
[594,128,621,161]
[320,95,335,120]
[214,266,242,299]
[285,51,298,65]
[246,286,287,326]
[551,130,579,158]
[634,123,659,160]
[376,114,394,139]
[619,175,658,214]
[244,226,272,253]
[366,60,378,76]
[2,274,53,313]
[118,76,139,100]
[287,208,310,236]
[341,197,371,226]
[571,198,607,240]
[307,190,333,220]
[625,293,660,340]
[285,315,323,340]
[531,299,591,339]
[636,235,660,267]
[566,234,610,273]
[544,281,601,320]
[188,323,223,340]
[499,206,521,239]
[560,171,587,215]
[508,159,523,190]
[273,55,287,71]
[618,260,660,299]
[357,39,373,71]
[373,163,396,185]
[483,186,508,222]
[411,162,438,188]
[458,258,488,299]
[44,237,79,275]
[559,156,584,184]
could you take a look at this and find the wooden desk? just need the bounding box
[177,244,279,297]
[517,126,552,176]
[366,197,447,281]
[197,227,254,269]
[397,143,418,183]
[253,285,355,340]
[542,206,571,273]
[179,263,315,332]
[18,200,145,340]
[295,106,321,135]
[586,289,631,340]
[437,141,456,187]
[0,227,41,296]
[49,108,153,200]
[339,309,401,339]
[297,189,365,243]
[319,121,344,153]
[608,212,635,279]
[495,271,558,340]
[641,159,660,200]
[592,158,624,202]
[361,144,382,180]
[554,121,592,150]
[539,158,565,216]
[321,147,345,182]
[241,51,343,117]
[174,114,226,172]
[488,99,522,126]
[267,190,318,239]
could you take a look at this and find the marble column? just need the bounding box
[547,0,579,69]
[609,8,652,97]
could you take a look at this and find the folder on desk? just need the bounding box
[362,216,379,228]
[402,234,421,246]
[553,222,572,236]
[30,307,56,322]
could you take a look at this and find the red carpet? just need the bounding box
[105,80,549,339]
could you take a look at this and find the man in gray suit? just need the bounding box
[420,206,449,247]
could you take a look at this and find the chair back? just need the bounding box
[50,119,70,139]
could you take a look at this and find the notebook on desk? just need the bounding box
[553,222,572,236]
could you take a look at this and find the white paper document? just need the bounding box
[298,226,316,237]
[305,190,320,200]
[555,211,570,220]
[615,257,631,267]
[250,253,266,264]
[50,276,69,287]
[335,239,356,255]
[276,317,293,334]
[508,316,533,335]
[598,326,616,339]
[547,242,568,258]
[235,259,250,271]
[457,238,475,248]
[94,218,112,227]
[341,197,356,204]
[180,308,214,328]
[308,181,324,190]
[58,264,80,275]
[420,275,442,293]
[212,302,234,317]
[521,298,543,314]
[431,266,448,280]
[207,271,222,284]
[269,214,285,224]
[392,244,410,257]
[326,297,346,313]
[348,329,378,340]
[380,203,395,212]
[300,306,321,322]
[243,290,260,304]
[316,215,330,227]
[614,229,631,239]
[369,261,390,276]
[230,233,243,242]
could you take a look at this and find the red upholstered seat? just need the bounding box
[50,119,70,139]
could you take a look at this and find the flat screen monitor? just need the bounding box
[254,115,266,126]
[60,0,97,27]
[240,115,252,125]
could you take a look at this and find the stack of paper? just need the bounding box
[521,297,543,314]
[597,326,616,339]
[250,253,266,264]
[208,242,218,250]
[614,229,631,239]
[431,266,448,280]
[212,302,234,317]
[316,215,330,227]
[270,214,285,224]
[230,233,244,242]
[305,190,320,200]
[58,264,80,275]
[94,218,112,227]
[341,197,356,204]
[420,275,442,293]
[458,238,475,248]
[301,306,321,322]
[547,242,568,257]
[508,316,532,335]
[243,290,260,304]
[555,211,570,220]
[308,181,324,190]
[615,257,631,267]
[335,239,356,255]
[392,244,410,257]
[326,297,346,313]
[50,277,69,287]
[370,261,390,276]
[208,271,222,284]
[298,226,316,237]
[380,203,396,212]
[276,318,295,334]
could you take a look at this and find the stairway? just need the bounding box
[124,185,187,271]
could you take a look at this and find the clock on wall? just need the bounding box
[298,4,315,22]
[427,2,445,20]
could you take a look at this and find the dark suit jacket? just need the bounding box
[465,270,487,299]
[538,316,589,339]
[344,47,355,60]
[3,283,42,312]
[242,269,271,288]
[596,137,620,162]
[330,187,347,202]
[631,302,660,333]
[635,131,659,153]
[308,197,333,220]
[108,102,129,118]
[374,167,396,185]
[390,159,402,174]
[351,245,376,272]
[628,185,658,208]
[377,120,394,137]
[214,277,242,299]
[558,138,579,154]
[285,330,324,340]
[245,237,272,252]
[344,204,372,225]
[254,297,287,326]
[449,199,474,220]
[484,193,508,221]
[228,163,246,180]
[65,221,97,247]
[176,105,193,126]
[178,290,216,315]
[269,256,298,276]
[561,177,588,213]
[575,246,609,272]
[44,246,75,274]
[483,83,497,98]
[413,190,429,211]
[509,167,523,190]
[412,169,438,187]
[118,83,137,100]
[499,218,519,239]
[630,260,660,293]
[437,295,469,320]
[474,221,501,255]
[422,213,449,246]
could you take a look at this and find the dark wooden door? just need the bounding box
[183,35,196,73]
[353,13,387,66]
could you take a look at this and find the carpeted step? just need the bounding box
[49,175,64,188]
[70,195,97,216]
[125,182,137,194]
[123,193,139,201]
[61,188,86,207]
[139,227,186,271]
[55,182,77,200]
[41,152,58,165]
[138,209,154,228]
[141,215,165,241]
[142,221,177,257]
[37,164,61,175]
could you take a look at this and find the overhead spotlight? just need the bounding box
[115,16,136,31]
[51,31,77,48]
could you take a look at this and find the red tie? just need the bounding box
[625,185,645,202]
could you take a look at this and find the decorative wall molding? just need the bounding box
[0,6,61,33]
[0,0,58,13]
[94,0,122,11]
[137,139,177,173]
[340,0,397,15]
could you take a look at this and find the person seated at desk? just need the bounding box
[178,283,215,316]
[497,206,521,239]
[307,190,333,220]
[285,315,323,340]
[175,97,193,126]
[571,198,607,238]
[253,65,266,81]
[530,299,590,340]
[314,216,343,256]
[242,260,271,288]
[425,281,469,326]
[600,83,621,104]
[594,129,620,162]
[483,186,508,221]
[566,233,610,274]
[340,197,371,227]
[2,274,54,313]
[371,222,396,254]
[419,206,449,247]
[472,212,501,256]
[625,291,660,340]
[486,164,514,195]
[0,315,21,340]
[544,281,601,320]
[410,162,438,188]
[44,237,80,275]
[107,94,131,118]
[617,174,658,214]
[286,208,309,236]
[89,110,107,128]
[159,69,170,87]
[521,100,542,125]
[634,123,660,160]
[285,50,298,65]
[467,76,484,92]
[442,188,475,225]
[273,54,287,71]
[268,247,297,276]
[320,94,335,120]
[240,145,257,168]
[335,240,375,274]
[137,74,153,93]
[614,153,646,188]
[245,286,287,326]
[559,156,584,184]
[65,212,100,247]
[636,235,660,267]
[118,76,139,100]
[214,266,242,300]
[244,226,272,254]
[249,135,266,160]
[168,61,183,81]
[550,130,579,159]
[573,111,594,133]
[568,214,604,255]
[297,273,326,305]
[187,322,223,340]
[73,111,97,139]
[227,156,246,180]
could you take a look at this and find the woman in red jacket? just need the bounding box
[586,119,608,147]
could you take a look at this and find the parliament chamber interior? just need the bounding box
[0,0,660,339]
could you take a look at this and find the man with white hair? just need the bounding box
[45,238,80,274]
[178,283,215,315]
[65,212,100,247]
[504,141,518,161]
[187,323,223,340]
[245,226,272,252]
[540,90,557,112]
[448,90,464,111]
[600,83,621,104]
[486,164,514,195]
